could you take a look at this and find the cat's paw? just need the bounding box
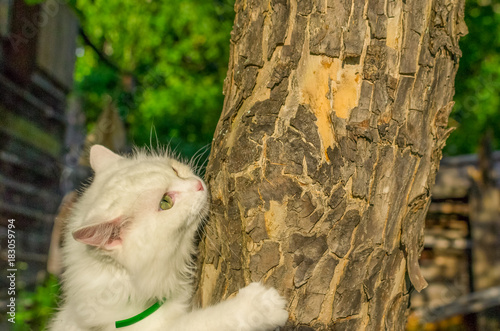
[235,282,288,331]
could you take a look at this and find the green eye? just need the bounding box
[159,194,174,210]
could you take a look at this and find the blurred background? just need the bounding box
[0,0,498,330]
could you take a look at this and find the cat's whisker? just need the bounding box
[149,124,160,153]
[197,156,210,177]
[196,223,224,258]
[197,216,241,259]
[189,144,209,166]
[188,145,210,177]
[154,127,160,152]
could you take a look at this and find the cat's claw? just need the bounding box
[235,282,289,331]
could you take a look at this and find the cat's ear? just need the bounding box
[72,218,125,250]
[89,145,123,173]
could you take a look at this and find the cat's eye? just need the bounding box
[172,167,179,176]
[159,194,174,210]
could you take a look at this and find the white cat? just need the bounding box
[50,145,288,331]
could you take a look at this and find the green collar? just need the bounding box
[115,301,163,328]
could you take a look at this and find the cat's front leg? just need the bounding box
[231,282,289,331]
[171,282,288,331]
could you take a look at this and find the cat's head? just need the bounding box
[71,145,208,261]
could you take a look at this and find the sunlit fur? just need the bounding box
[50,145,288,331]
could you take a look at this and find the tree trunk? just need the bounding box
[196,0,467,329]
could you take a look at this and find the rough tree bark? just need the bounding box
[195,0,467,329]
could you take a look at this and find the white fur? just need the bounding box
[50,145,288,331]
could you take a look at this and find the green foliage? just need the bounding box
[71,0,498,157]
[13,275,60,331]
[72,0,235,157]
[445,0,500,155]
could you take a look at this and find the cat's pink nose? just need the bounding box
[195,180,204,191]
